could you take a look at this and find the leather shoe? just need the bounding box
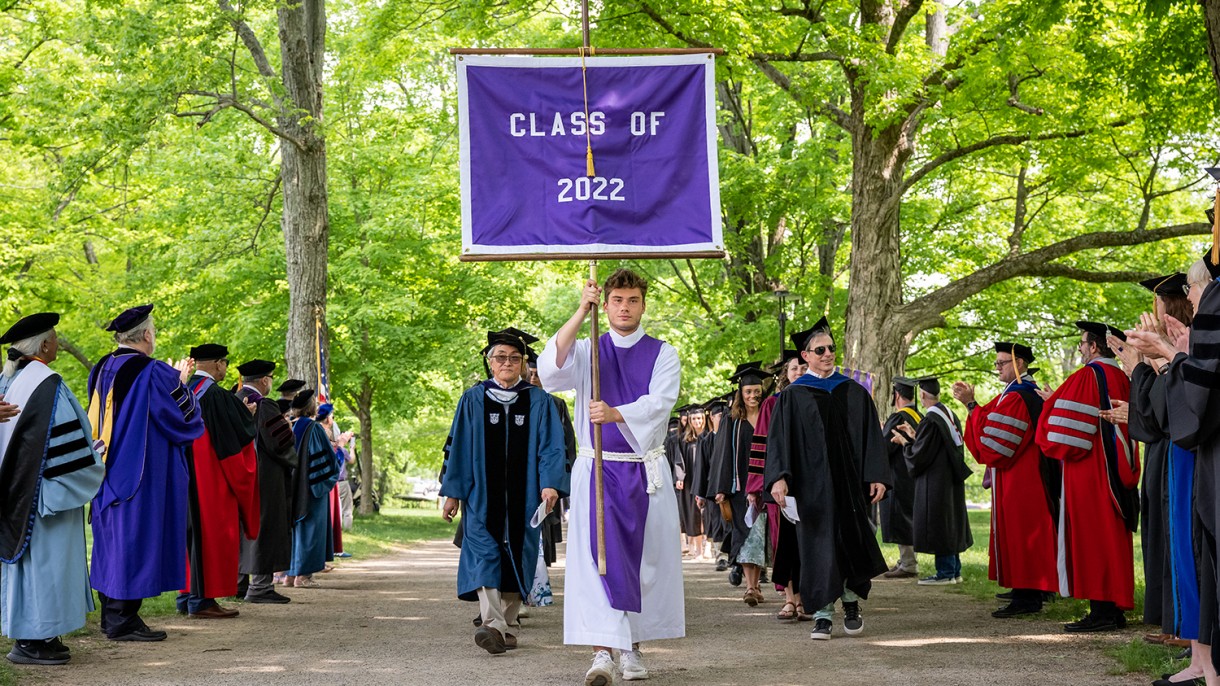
[190,604,240,619]
[245,590,291,604]
[474,626,506,655]
[1164,637,1192,648]
[991,602,1041,618]
[108,628,167,642]
[1144,632,1171,645]
[1152,677,1205,686]
[883,567,917,579]
[504,633,518,650]
[728,565,744,587]
[995,590,1014,600]
[715,559,729,572]
[1063,612,1122,633]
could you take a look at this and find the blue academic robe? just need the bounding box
[88,349,204,600]
[441,381,569,601]
[289,417,339,576]
[0,363,105,639]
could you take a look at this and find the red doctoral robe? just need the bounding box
[1035,359,1140,609]
[965,383,1057,593]
[183,376,260,599]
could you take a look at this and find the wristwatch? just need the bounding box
[966,401,978,411]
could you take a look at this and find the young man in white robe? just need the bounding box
[538,268,682,685]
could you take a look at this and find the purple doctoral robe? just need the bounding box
[88,349,204,600]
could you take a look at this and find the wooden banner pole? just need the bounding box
[589,260,607,576]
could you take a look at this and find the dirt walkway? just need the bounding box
[29,540,1148,685]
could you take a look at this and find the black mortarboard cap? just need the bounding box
[892,375,917,391]
[290,388,316,409]
[277,378,306,394]
[728,361,767,386]
[190,343,228,361]
[237,359,275,377]
[993,341,1035,363]
[1138,273,1189,298]
[914,376,941,396]
[0,312,59,345]
[276,398,292,414]
[107,304,153,333]
[789,316,831,351]
[1075,320,1126,342]
[482,327,538,356]
[706,397,729,414]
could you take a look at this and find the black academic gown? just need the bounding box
[1128,362,1172,633]
[1166,281,1220,660]
[664,428,686,534]
[237,388,297,575]
[904,403,973,556]
[764,374,892,611]
[709,415,753,561]
[695,430,722,542]
[677,438,704,537]
[540,395,575,566]
[880,406,920,546]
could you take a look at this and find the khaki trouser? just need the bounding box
[338,480,354,530]
[477,587,521,636]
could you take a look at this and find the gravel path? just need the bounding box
[27,539,1150,685]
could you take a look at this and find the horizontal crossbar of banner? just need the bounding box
[460,251,726,262]
[450,47,724,56]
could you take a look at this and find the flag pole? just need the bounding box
[580,0,607,577]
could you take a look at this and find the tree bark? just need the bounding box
[353,376,375,515]
[1203,0,1220,99]
[277,0,330,385]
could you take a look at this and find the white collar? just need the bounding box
[242,384,261,393]
[1091,357,1120,369]
[804,369,834,379]
[608,327,645,347]
[196,370,215,381]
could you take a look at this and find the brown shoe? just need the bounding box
[751,589,766,604]
[743,590,758,607]
[503,633,518,650]
[1164,637,1192,648]
[474,626,506,655]
[1143,633,1170,645]
[190,604,240,619]
[883,567,918,579]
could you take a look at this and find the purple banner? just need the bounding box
[457,55,723,257]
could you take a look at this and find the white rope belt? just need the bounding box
[577,446,667,494]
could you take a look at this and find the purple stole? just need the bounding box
[589,332,663,613]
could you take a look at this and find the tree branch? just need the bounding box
[896,221,1210,333]
[886,0,926,55]
[217,0,280,83]
[753,51,841,63]
[902,120,1129,194]
[638,3,714,49]
[56,335,92,371]
[1026,264,1159,283]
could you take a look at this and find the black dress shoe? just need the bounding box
[108,628,168,642]
[995,590,1014,600]
[728,565,744,587]
[1063,612,1122,633]
[1152,677,1205,686]
[6,640,69,665]
[472,613,483,628]
[245,590,291,604]
[991,602,1041,618]
[715,559,729,572]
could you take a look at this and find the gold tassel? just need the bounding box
[580,46,595,178]
[586,146,595,177]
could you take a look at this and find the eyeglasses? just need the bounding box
[993,360,1012,369]
[489,354,523,365]
[806,344,835,356]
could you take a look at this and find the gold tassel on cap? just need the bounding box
[1212,185,1220,265]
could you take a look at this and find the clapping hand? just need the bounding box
[1099,399,1128,425]
[172,357,195,384]
[950,381,975,406]
[0,395,19,423]
[243,397,258,415]
[1108,334,1141,373]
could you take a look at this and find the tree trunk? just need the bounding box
[842,124,914,405]
[354,376,375,515]
[277,0,330,385]
[1203,0,1220,100]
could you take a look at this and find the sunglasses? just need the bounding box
[807,344,836,356]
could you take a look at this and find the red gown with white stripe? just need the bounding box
[965,385,1058,593]
[1035,360,1140,609]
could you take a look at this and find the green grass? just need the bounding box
[875,509,1183,678]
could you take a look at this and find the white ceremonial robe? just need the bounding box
[538,326,684,650]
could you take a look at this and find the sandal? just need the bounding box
[777,602,797,620]
[795,604,812,622]
[751,588,766,604]
[744,590,759,607]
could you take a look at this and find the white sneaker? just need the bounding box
[620,649,649,681]
[586,650,616,686]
